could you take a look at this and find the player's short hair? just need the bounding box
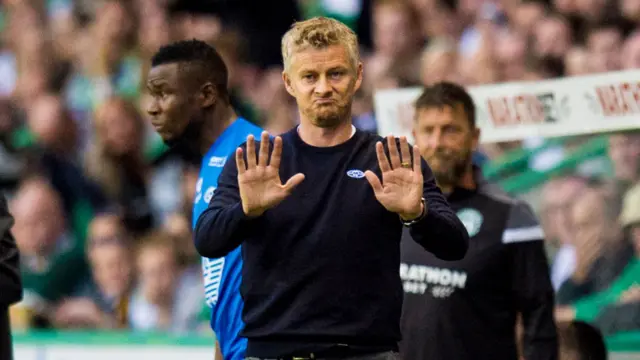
[281,17,360,72]
[414,82,476,128]
[151,39,229,98]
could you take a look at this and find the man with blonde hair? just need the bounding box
[195,17,468,360]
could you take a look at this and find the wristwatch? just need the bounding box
[401,197,427,226]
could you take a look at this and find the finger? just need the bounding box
[376,141,391,172]
[413,145,422,175]
[282,173,305,193]
[235,148,246,174]
[364,170,383,193]
[270,136,283,169]
[246,134,257,168]
[387,135,401,169]
[258,131,270,166]
[399,136,411,165]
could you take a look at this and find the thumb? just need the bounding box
[283,173,305,193]
[364,170,383,193]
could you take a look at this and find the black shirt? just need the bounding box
[400,179,558,360]
[194,127,468,358]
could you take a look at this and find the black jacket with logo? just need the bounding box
[400,179,558,360]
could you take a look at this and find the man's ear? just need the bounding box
[354,61,364,92]
[282,71,295,97]
[200,82,217,108]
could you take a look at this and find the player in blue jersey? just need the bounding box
[145,39,262,360]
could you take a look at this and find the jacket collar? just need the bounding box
[445,165,486,202]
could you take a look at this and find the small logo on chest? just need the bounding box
[346,169,365,179]
[456,208,484,237]
[209,156,227,167]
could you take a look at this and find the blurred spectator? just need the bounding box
[10,176,88,325]
[607,132,640,194]
[542,175,588,290]
[169,2,221,45]
[589,184,640,335]
[205,0,301,68]
[366,0,422,90]
[53,214,132,330]
[556,186,632,305]
[163,212,197,269]
[533,14,572,58]
[419,38,460,85]
[128,231,202,334]
[494,29,527,81]
[26,94,79,160]
[555,208,639,332]
[585,21,623,74]
[84,97,154,235]
[621,31,640,69]
[511,1,546,36]
[620,0,640,21]
[564,47,590,76]
[574,0,614,23]
[64,0,140,115]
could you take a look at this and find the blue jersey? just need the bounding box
[192,118,262,360]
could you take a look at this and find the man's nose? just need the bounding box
[427,130,443,150]
[314,77,332,96]
[146,101,160,116]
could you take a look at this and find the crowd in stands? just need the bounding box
[0,0,639,352]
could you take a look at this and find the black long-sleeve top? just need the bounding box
[194,127,468,358]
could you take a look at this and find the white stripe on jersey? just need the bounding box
[502,225,545,244]
[202,257,225,307]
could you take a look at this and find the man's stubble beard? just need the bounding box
[430,147,472,190]
[163,117,205,165]
[308,101,352,128]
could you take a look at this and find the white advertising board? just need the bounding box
[373,70,640,144]
[14,345,214,360]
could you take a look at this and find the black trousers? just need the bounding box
[245,351,401,360]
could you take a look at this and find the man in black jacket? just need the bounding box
[0,193,22,360]
[400,82,558,360]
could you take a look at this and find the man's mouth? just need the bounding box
[428,154,454,166]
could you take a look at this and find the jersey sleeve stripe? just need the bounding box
[202,257,226,307]
[501,225,545,244]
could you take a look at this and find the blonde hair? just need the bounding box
[281,17,360,72]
